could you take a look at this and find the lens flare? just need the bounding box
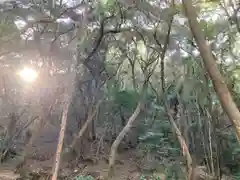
[18,67,38,83]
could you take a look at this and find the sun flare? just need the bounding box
[18,67,38,83]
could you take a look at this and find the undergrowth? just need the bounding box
[74,175,94,180]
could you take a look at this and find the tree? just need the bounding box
[0,0,240,179]
[182,0,240,143]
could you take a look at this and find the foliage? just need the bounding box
[220,131,240,173]
[138,117,180,159]
[0,0,240,179]
[140,164,184,180]
[0,23,18,40]
[233,172,240,180]
[114,90,139,109]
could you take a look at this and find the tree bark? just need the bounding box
[182,0,240,143]
[107,102,142,179]
[167,110,193,180]
[64,100,102,155]
[51,96,70,180]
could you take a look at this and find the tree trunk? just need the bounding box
[107,102,142,179]
[167,110,193,180]
[63,100,101,157]
[51,96,70,180]
[182,0,240,143]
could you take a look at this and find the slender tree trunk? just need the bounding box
[182,0,240,143]
[107,102,142,179]
[51,97,70,180]
[156,0,193,177]
[167,109,193,180]
[65,100,102,153]
[51,59,79,180]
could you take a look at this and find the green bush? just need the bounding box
[233,171,240,180]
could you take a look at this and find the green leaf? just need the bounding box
[100,0,108,6]
[99,0,116,11]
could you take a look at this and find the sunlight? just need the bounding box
[18,67,38,83]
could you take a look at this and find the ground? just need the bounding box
[0,150,143,180]
[0,116,151,179]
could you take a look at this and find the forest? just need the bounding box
[0,0,239,179]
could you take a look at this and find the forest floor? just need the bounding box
[0,122,154,179]
[0,147,149,180]
[0,145,235,180]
